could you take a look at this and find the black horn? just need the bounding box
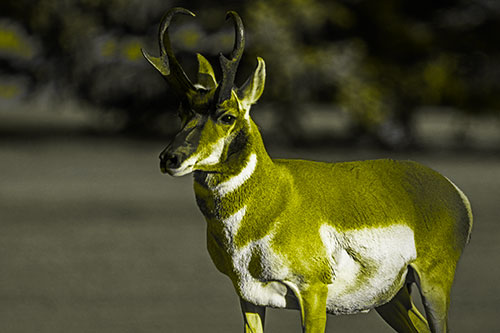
[142,7,197,102]
[217,11,245,104]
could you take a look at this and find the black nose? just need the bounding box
[159,151,181,170]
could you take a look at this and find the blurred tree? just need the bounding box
[243,0,500,148]
[0,0,246,134]
[243,0,357,145]
[0,0,499,145]
[0,18,39,107]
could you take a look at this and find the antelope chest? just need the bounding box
[229,229,292,308]
[208,208,293,308]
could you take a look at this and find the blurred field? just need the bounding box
[0,136,499,332]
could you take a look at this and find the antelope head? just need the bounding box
[143,8,265,176]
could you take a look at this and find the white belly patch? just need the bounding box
[319,224,417,314]
[221,208,289,308]
[232,231,290,308]
[225,217,416,313]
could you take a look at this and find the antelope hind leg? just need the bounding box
[240,298,266,333]
[298,284,328,333]
[375,283,430,333]
[410,264,453,333]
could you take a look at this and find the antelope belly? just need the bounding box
[319,224,417,314]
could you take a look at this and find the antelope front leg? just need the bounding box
[240,298,266,333]
[300,284,329,333]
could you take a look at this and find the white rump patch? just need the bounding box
[212,153,257,197]
[319,224,417,314]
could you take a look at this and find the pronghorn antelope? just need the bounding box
[143,8,473,333]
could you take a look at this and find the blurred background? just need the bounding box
[0,0,499,332]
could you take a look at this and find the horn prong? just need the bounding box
[141,49,170,76]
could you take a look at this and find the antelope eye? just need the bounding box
[220,114,236,125]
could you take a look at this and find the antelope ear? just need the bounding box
[197,53,217,90]
[237,57,265,108]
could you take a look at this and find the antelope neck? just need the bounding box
[197,119,272,184]
[193,121,278,219]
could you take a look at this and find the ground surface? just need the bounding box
[0,136,498,332]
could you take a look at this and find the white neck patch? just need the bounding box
[212,153,257,197]
[222,205,247,244]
